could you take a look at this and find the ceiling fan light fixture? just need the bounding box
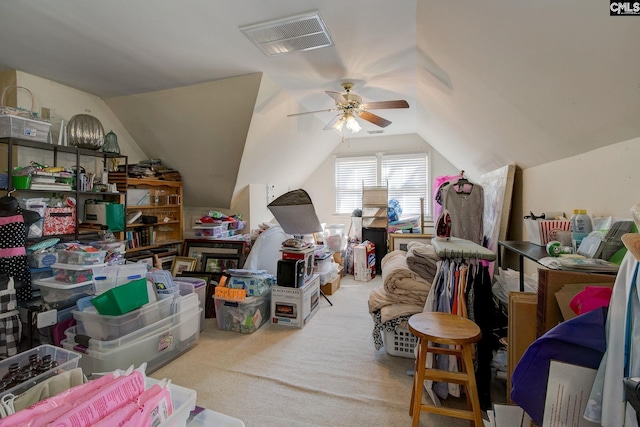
[345,114,361,133]
[332,116,345,132]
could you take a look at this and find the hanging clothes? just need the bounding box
[441,180,484,245]
[420,254,494,407]
[585,251,640,427]
[0,275,22,358]
[0,206,32,301]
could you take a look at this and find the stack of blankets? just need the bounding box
[369,241,440,350]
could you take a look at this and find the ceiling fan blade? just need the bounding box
[287,108,336,117]
[323,114,343,130]
[326,91,348,104]
[362,100,409,110]
[358,111,391,128]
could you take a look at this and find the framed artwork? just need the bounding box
[389,233,433,252]
[202,254,240,274]
[170,256,197,276]
[182,239,247,271]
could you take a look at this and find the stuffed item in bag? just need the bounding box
[569,286,613,315]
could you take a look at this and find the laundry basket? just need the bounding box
[383,324,417,358]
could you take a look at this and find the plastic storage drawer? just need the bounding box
[72,296,173,341]
[62,308,201,375]
[0,345,81,399]
[56,250,107,265]
[214,293,270,334]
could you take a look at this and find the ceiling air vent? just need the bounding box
[368,130,384,135]
[240,12,334,56]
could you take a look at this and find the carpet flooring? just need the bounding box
[152,274,506,426]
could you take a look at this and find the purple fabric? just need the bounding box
[510,307,607,425]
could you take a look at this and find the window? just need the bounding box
[334,153,429,217]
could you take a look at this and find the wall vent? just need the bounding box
[240,12,333,56]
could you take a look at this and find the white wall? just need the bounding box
[16,71,147,167]
[517,136,640,274]
[303,133,459,232]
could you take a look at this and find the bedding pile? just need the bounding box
[369,246,439,350]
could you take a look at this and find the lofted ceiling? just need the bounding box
[0,1,638,207]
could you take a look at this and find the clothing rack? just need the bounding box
[431,237,496,261]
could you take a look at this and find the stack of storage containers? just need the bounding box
[61,264,202,375]
[214,270,273,334]
[32,249,108,309]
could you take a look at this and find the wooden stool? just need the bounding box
[408,311,483,427]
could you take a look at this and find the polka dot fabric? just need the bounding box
[0,207,32,301]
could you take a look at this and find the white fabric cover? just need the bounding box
[243,225,290,276]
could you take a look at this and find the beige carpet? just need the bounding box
[153,274,504,426]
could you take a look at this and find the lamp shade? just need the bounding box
[267,189,322,236]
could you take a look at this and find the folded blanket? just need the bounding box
[381,303,424,324]
[406,241,439,283]
[368,286,426,314]
[381,250,432,296]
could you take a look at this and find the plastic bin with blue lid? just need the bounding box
[91,263,148,295]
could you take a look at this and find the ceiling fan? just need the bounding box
[287,83,409,133]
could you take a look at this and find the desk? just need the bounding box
[497,241,548,292]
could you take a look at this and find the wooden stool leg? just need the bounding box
[461,343,483,427]
[411,338,427,427]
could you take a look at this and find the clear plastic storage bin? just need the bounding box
[56,250,107,266]
[72,296,173,341]
[91,263,148,295]
[51,262,106,284]
[27,251,58,268]
[214,293,270,333]
[0,345,81,398]
[32,277,94,308]
[65,295,198,352]
[62,308,201,375]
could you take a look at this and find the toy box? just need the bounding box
[271,274,320,328]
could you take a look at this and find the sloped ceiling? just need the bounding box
[0,1,638,197]
[105,74,262,208]
[415,1,640,178]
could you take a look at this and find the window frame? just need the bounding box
[333,151,431,218]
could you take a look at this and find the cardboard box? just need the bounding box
[320,268,342,295]
[271,274,320,328]
[353,241,376,282]
[537,269,616,337]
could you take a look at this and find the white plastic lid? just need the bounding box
[51,262,107,271]
[32,277,94,289]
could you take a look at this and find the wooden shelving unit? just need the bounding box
[124,177,183,253]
